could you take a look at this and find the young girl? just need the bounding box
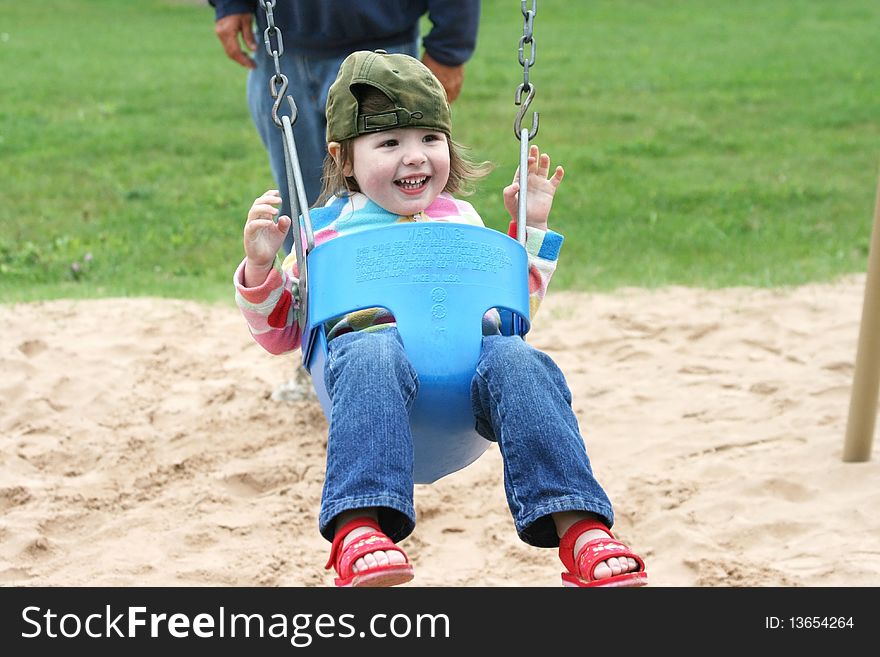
[234,50,647,588]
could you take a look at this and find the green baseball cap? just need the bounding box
[326,50,452,143]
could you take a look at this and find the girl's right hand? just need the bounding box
[243,189,291,270]
[502,145,564,232]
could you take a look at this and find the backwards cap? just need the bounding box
[325,50,452,143]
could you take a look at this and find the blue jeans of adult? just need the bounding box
[247,40,419,256]
[318,329,615,548]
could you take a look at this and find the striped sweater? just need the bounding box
[234,192,564,355]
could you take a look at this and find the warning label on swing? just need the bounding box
[354,226,513,283]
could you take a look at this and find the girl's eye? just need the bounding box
[380,139,398,147]
[423,134,441,143]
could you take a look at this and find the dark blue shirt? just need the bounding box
[209,0,480,66]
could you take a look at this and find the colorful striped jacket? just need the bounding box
[234,192,564,355]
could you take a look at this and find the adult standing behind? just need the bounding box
[210,0,481,256]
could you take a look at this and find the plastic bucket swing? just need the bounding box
[301,222,531,484]
[263,9,535,484]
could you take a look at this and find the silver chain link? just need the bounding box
[258,0,296,128]
[514,0,538,141]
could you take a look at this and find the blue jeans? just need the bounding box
[247,40,419,256]
[318,329,615,548]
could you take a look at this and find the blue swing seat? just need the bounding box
[301,222,531,484]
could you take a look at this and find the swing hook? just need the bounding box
[514,83,539,141]
[268,73,298,129]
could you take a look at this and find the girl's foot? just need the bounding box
[554,513,647,587]
[340,524,408,574]
[573,527,641,580]
[325,514,414,587]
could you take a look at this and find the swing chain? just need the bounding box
[256,0,314,332]
[514,0,539,141]
[258,0,297,128]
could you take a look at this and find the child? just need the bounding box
[234,50,647,588]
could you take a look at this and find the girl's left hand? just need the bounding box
[502,144,565,231]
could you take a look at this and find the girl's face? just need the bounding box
[344,127,451,216]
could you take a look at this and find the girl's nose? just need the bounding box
[401,144,426,166]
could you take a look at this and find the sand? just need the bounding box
[2,276,879,587]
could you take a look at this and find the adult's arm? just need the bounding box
[422,0,480,66]
[210,0,258,69]
[421,0,480,102]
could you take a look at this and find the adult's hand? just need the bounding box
[215,13,257,69]
[422,52,464,103]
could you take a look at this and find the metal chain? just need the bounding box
[513,0,539,246]
[514,0,538,141]
[258,0,296,128]
[256,0,314,332]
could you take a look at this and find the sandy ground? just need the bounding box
[2,276,879,587]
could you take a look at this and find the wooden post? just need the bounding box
[843,174,880,462]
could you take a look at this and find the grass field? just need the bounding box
[1,0,878,303]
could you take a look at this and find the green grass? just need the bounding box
[1,0,878,303]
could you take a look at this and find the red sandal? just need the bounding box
[325,518,414,588]
[559,519,647,588]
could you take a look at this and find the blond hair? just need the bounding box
[316,86,493,206]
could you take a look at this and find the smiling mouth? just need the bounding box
[394,175,429,192]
